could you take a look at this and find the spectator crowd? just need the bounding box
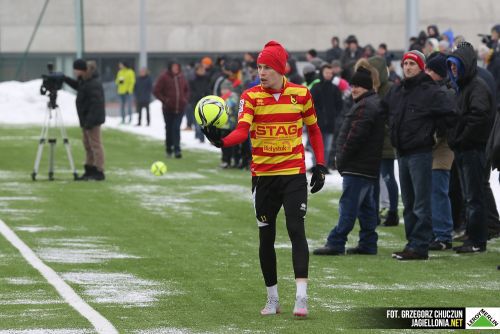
[79,23,500,259]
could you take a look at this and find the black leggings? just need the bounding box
[252,174,309,287]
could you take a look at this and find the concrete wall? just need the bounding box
[0,0,498,53]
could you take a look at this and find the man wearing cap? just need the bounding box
[313,66,385,256]
[202,40,327,317]
[424,52,456,251]
[63,59,106,181]
[381,50,455,260]
[340,34,363,81]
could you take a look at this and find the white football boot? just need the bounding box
[293,296,308,317]
[260,296,281,315]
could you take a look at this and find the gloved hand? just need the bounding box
[202,126,223,148]
[310,164,328,193]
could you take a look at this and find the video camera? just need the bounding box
[40,63,65,109]
[40,63,64,95]
[478,34,493,48]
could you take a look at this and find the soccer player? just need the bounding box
[203,41,328,317]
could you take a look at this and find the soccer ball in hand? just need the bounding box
[194,95,228,128]
[150,161,167,176]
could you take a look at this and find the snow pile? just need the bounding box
[0,80,79,125]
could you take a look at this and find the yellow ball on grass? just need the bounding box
[151,161,167,176]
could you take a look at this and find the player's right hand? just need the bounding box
[202,126,223,148]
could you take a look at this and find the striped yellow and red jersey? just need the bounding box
[238,79,318,176]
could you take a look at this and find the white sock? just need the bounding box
[266,284,278,299]
[296,281,307,298]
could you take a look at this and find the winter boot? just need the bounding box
[76,164,93,181]
[87,166,105,181]
[382,211,399,226]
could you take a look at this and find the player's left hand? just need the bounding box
[310,164,328,193]
[202,126,223,148]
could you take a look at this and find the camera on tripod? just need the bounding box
[40,63,65,109]
[478,34,493,48]
[32,63,78,181]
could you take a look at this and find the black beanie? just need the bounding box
[351,67,372,90]
[426,52,448,78]
[73,58,87,71]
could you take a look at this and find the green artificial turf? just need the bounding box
[0,126,498,333]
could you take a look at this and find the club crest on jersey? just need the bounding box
[256,99,265,106]
[290,95,297,104]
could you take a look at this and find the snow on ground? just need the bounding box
[134,329,195,334]
[0,331,93,334]
[61,271,179,307]
[1,80,499,208]
[14,225,65,233]
[35,236,141,264]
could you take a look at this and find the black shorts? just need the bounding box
[251,174,308,227]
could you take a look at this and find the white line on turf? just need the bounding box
[0,218,118,334]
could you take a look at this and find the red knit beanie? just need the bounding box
[257,40,288,75]
[401,50,426,71]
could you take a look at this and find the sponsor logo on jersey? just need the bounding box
[255,122,298,139]
[262,141,293,153]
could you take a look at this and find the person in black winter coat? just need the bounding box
[134,67,153,126]
[340,35,363,81]
[474,66,500,240]
[325,36,343,63]
[487,51,500,110]
[285,58,303,85]
[313,66,384,256]
[310,64,343,168]
[189,63,212,142]
[382,50,456,260]
[447,42,495,253]
[64,59,106,181]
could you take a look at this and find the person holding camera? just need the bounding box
[64,59,106,181]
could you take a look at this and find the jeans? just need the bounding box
[326,175,378,253]
[374,159,399,216]
[184,103,195,128]
[380,159,399,212]
[136,101,150,125]
[431,170,453,242]
[398,152,433,255]
[454,149,488,246]
[163,111,183,155]
[312,132,334,167]
[194,122,205,142]
[119,94,133,122]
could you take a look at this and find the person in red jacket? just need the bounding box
[203,41,327,318]
[153,61,190,158]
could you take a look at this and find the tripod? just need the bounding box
[32,90,78,181]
